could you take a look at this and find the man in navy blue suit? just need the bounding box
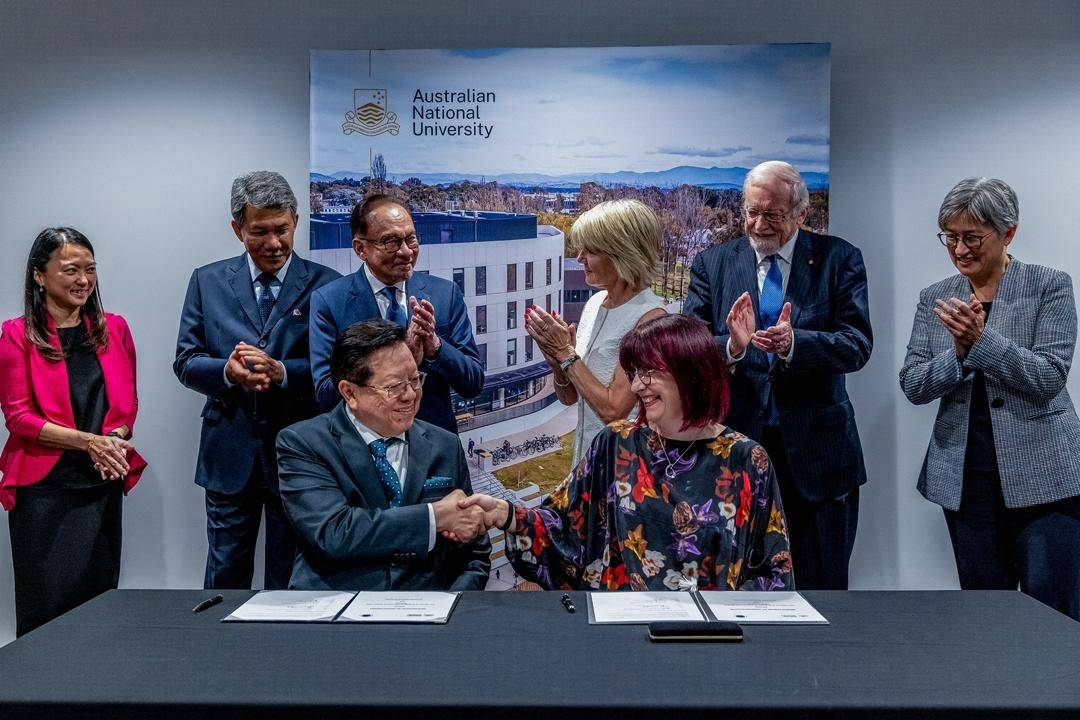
[309,196,483,432]
[278,319,490,591]
[684,161,873,590]
[174,171,341,590]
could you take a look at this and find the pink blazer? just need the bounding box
[0,313,147,510]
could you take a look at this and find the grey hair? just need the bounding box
[937,177,1019,234]
[743,161,809,213]
[230,170,298,226]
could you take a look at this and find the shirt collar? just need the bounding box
[345,407,407,447]
[752,228,799,266]
[363,263,406,296]
[246,253,293,283]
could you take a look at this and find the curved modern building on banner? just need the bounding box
[311,210,565,431]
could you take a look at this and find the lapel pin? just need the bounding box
[293,308,303,317]
[808,259,814,265]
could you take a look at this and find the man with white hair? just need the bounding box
[684,161,873,590]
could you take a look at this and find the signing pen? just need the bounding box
[192,594,224,614]
[561,593,576,614]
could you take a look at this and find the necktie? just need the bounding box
[758,255,784,425]
[381,286,405,327]
[256,272,276,327]
[759,255,783,331]
[370,438,403,507]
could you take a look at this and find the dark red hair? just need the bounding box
[618,314,730,430]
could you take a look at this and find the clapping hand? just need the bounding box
[405,297,441,363]
[725,292,756,357]
[751,302,793,358]
[934,294,985,360]
[526,305,574,361]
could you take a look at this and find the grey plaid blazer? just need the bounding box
[899,259,1080,510]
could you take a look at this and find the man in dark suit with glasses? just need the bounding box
[278,319,491,590]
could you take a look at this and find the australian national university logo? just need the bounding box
[342,89,400,136]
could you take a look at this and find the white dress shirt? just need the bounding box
[364,263,409,323]
[345,409,436,551]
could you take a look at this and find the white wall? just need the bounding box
[1,0,1078,644]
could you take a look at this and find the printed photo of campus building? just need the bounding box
[310,43,832,588]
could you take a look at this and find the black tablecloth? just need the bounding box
[1,589,1079,719]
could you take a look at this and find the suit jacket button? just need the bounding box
[991,398,1004,408]
[258,339,267,348]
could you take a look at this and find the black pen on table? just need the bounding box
[192,594,224,614]
[561,593,576,613]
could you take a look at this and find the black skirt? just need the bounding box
[9,481,123,637]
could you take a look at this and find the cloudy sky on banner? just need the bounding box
[310,44,830,178]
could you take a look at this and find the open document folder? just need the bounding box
[223,590,461,624]
[588,591,827,625]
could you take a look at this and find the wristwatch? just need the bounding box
[559,353,580,373]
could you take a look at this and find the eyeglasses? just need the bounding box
[363,234,420,254]
[364,372,426,399]
[628,368,656,386]
[743,207,791,224]
[937,230,996,250]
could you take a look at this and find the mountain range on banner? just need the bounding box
[310,166,830,191]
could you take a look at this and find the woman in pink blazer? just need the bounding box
[0,227,147,636]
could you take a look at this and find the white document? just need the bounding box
[335,591,461,623]
[223,590,356,622]
[698,591,829,624]
[588,591,707,624]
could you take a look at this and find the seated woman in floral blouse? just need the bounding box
[461,314,793,591]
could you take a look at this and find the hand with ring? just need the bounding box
[525,305,574,359]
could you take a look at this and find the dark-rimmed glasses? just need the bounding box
[628,369,656,386]
[362,234,420,254]
[937,230,995,250]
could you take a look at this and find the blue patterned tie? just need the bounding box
[759,255,783,424]
[256,272,276,327]
[759,255,783,333]
[370,438,403,507]
[380,286,405,327]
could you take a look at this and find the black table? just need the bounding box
[1,589,1078,719]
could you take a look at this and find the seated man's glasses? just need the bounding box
[365,372,427,399]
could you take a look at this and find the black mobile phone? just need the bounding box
[647,621,743,642]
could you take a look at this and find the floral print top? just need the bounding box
[505,421,793,592]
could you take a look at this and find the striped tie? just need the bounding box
[256,272,276,327]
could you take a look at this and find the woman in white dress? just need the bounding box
[526,199,666,467]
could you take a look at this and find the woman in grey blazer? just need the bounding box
[900,177,1080,620]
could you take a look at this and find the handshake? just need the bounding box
[431,489,514,543]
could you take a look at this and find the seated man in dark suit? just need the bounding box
[277,319,491,590]
[309,195,484,433]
